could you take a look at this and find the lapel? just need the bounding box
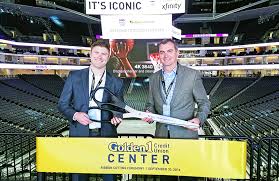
[102,71,113,102]
[157,69,167,103]
[100,71,113,121]
[82,68,89,106]
[170,64,183,106]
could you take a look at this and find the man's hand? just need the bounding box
[185,118,201,131]
[142,110,154,124]
[111,117,122,126]
[74,112,92,125]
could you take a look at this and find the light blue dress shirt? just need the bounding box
[161,66,177,117]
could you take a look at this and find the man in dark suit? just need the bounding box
[58,40,123,181]
[144,39,211,181]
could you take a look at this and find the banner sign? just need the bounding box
[85,0,185,15]
[172,26,182,40]
[101,14,172,39]
[0,63,88,70]
[182,33,229,38]
[37,137,247,179]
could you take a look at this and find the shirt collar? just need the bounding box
[162,65,177,76]
[89,68,106,77]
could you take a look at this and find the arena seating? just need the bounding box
[19,74,64,97]
[210,77,257,109]
[216,76,279,111]
[201,77,219,94]
[0,75,279,180]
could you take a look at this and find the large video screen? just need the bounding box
[107,39,162,78]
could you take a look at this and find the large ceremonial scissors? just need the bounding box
[89,87,199,129]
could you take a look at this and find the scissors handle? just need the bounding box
[89,119,110,123]
[88,106,114,123]
[92,87,127,110]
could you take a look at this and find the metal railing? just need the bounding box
[256,137,279,181]
[0,133,278,181]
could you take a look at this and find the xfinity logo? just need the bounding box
[162,3,182,11]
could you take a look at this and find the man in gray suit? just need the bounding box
[144,39,210,180]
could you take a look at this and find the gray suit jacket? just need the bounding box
[145,64,210,139]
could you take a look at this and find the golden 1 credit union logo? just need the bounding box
[107,141,170,164]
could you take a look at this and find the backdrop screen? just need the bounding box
[107,39,162,78]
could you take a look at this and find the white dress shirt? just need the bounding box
[88,69,106,129]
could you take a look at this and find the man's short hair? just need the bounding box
[158,39,178,51]
[91,40,110,52]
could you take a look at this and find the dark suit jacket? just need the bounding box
[58,68,124,137]
[145,64,211,139]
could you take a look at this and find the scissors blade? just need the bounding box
[123,111,199,129]
[146,113,199,129]
[123,112,138,118]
